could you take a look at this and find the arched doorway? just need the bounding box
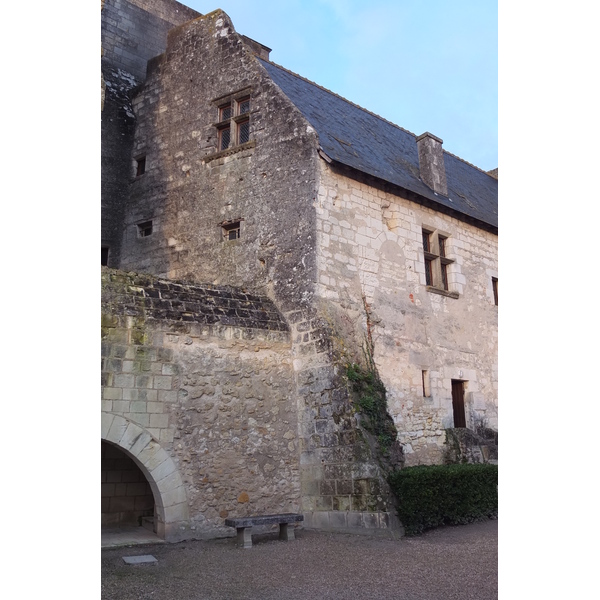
[102,440,156,530]
[101,412,189,540]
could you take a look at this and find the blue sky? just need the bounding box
[184,0,498,171]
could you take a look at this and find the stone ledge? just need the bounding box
[203,140,256,163]
[425,286,459,299]
[303,510,403,537]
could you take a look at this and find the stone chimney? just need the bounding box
[416,132,448,196]
[241,35,271,60]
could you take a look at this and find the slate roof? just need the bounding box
[258,58,497,231]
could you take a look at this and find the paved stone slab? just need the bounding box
[122,555,158,565]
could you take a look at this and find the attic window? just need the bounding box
[222,220,242,241]
[214,93,252,152]
[137,220,153,238]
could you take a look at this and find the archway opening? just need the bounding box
[101,440,156,532]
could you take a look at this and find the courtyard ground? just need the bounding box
[101,518,497,600]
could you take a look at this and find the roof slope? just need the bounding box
[258,59,497,230]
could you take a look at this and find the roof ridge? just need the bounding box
[259,59,418,139]
[442,147,495,177]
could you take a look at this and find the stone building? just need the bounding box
[102,0,498,542]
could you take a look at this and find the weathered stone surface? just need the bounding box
[102,268,300,541]
[101,1,497,542]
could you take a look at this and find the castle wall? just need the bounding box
[119,11,320,315]
[101,0,199,81]
[116,11,403,535]
[101,268,300,541]
[101,0,199,268]
[314,162,498,465]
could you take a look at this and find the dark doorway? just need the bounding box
[101,441,155,530]
[451,379,466,428]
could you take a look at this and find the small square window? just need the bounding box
[237,97,250,115]
[137,220,153,238]
[136,156,146,177]
[222,220,241,241]
[218,104,232,121]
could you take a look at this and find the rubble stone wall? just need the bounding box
[101,268,300,541]
[114,12,406,534]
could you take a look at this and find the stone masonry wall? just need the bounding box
[101,0,199,82]
[314,162,498,466]
[101,0,199,267]
[119,10,320,315]
[116,11,402,535]
[101,268,300,540]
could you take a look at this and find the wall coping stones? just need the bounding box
[102,268,289,333]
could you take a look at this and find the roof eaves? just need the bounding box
[323,156,498,235]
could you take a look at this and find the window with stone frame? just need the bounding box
[422,227,455,294]
[221,219,242,241]
[215,93,251,151]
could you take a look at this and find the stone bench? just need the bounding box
[224,513,304,548]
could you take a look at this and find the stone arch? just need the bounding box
[101,412,189,541]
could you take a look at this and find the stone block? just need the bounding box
[103,387,123,400]
[309,511,330,530]
[347,511,363,529]
[106,415,128,445]
[332,496,351,512]
[126,482,148,496]
[122,555,157,565]
[362,512,379,529]
[329,510,348,529]
[149,413,169,428]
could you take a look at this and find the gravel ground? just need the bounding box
[101,519,497,600]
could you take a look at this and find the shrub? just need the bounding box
[388,463,498,536]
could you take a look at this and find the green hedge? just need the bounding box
[388,463,498,536]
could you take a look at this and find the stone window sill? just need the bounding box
[426,286,459,299]
[203,140,255,163]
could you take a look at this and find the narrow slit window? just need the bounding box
[101,246,109,266]
[137,220,153,238]
[422,370,431,398]
[492,277,498,305]
[136,156,146,177]
[422,230,433,286]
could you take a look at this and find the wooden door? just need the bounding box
[451,379,466,428]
